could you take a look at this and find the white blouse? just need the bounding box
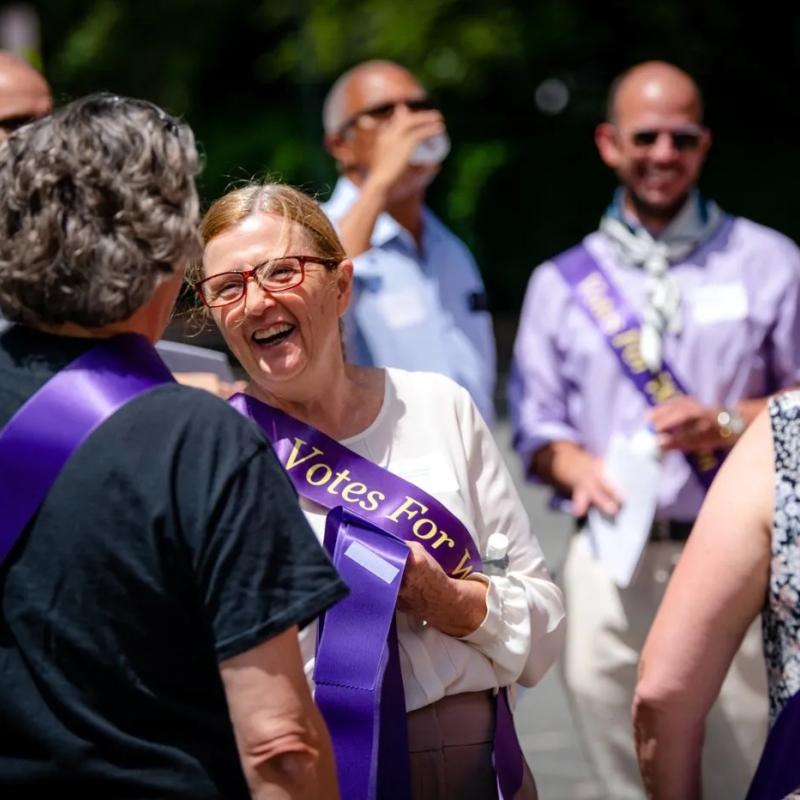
[298,367,565,712]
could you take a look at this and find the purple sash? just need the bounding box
[554,244,721,489]
[228,393,481,577]
[0,333,174,566]
[746,693,800,800]
[229,392,526,800]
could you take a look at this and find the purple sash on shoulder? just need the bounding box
[229,392,526,800]
[554,244,721,489]
[746,694,800,800]
[0,333,174,566]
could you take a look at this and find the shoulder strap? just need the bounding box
[553,244,721,489]
[228,392,482,578]
[0,334,174,565]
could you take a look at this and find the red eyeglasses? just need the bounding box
[194,255,340,308]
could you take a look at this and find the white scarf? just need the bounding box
[599,192,723,372]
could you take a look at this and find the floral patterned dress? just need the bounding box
[764,391,800,725]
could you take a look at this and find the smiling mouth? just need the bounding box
[252,324,296,347]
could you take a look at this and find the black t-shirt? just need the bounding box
[0,326,347,798]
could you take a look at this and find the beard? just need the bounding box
[626,187,691,224]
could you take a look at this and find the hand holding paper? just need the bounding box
[587,430,661,588]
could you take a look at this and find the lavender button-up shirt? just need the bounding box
[509,215,800,520]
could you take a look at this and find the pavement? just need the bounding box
[494,418,605,800]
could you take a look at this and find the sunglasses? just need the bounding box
[628,127,705,151]
[338,97,438,134]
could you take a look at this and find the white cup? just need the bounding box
[408,131,451,166]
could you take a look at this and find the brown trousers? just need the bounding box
[406,691,538,800]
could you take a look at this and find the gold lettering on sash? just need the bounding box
[611,328,647,374]
[645,372,681,405]
[432,531,455,550]
[306,463,333,486]
[341,482,367,502]
[387,496,429,523]
[360,490,385,513]
[327,468,351,495]
[285,438,324,471]
[450,548,474,579]
[696,451,718,472]
[577,273,625,335]
[412,518,437,540]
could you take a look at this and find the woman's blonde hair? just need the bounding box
[189,182,345,284]
[188,182,347,337]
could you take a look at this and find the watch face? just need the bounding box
[718,408,745,438]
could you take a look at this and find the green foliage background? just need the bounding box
[24,0,800,322]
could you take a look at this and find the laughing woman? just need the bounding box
[192,182,565,800]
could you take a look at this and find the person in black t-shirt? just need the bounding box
[0,94,346,798]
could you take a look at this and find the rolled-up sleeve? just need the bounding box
[455,385,566,687]
[508,263,580,476]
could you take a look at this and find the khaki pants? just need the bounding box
[407,691,538,799]
[562,534,767,800]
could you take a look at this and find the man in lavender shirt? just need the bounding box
[509,61,800,799]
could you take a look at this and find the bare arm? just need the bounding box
[633,408,774,799]
[396,541,488,636]
[532,440,621,517]
[220,626,339,800]
[336,106,444,256]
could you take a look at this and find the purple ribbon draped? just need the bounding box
[229,393,528,800]
[746,692,800,800]
[0,333,173,566]
[316,508,411,800]
[554,244,721,490]
[228,392,481,577]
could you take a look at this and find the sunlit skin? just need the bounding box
[202,210,488,636]
[202,213,354,410]
[594,61,711,235]
[323,63,446,254]
[0,52,52,142]
[325,62,444,203]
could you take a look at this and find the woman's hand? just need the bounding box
[397,542,488,637]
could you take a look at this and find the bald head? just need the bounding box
[323,60,421,134]
[0,51,52,141]
[607,61,703,125]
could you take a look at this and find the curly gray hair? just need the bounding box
[0,93,201,327]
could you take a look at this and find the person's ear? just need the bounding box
[595,122,622,169]
[324,131,356,171]
[335,258,354,315]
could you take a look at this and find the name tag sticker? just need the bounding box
[689,282,748,325]
[377,289,427,329]
[344,541,401,584]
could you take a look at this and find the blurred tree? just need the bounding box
[20,0,800,332]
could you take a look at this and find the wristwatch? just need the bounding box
[717,406,746,440]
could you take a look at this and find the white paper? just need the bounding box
[689,282,748,325]
[154,340,235,380]
[587,432,661,588]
